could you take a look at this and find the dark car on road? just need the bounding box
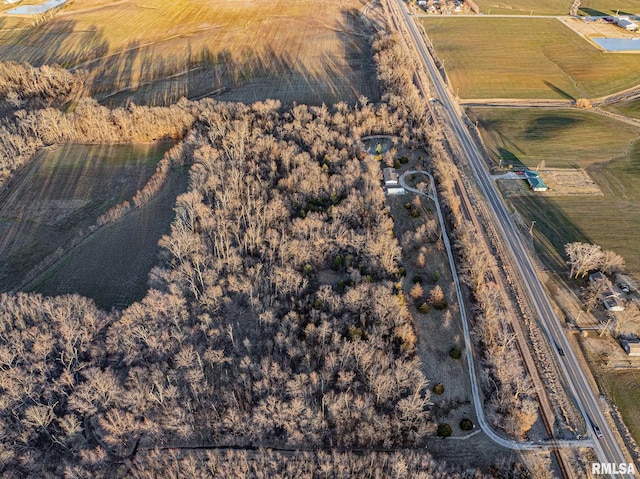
[593,425,603,439]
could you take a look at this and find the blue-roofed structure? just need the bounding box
[524,170,547,192]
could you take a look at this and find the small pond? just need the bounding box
[7,0,66,15]
[593,38,640,51]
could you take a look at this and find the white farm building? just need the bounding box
[617,17,639,31]
[383,167,405,195]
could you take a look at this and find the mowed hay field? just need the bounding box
[31,168,188,310]
[0,0,379,106]
[0,142,169,291]
[470,106,640,274]
[475,0,640,15]
[421,18,640,99]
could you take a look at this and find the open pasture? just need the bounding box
[421,17,640,99]
[606,97,640,120]
[507,189,640,275]
[0,0,379,106]
[467,107,639,168]
[0,142,169,291]
[476,0,640,15]
[471,106,640,274]
[475,0,568,15]
[580,0,640,16]
[600,369,640,448]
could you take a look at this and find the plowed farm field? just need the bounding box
[0,0,380,106]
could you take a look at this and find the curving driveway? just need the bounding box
[400,170,591,451]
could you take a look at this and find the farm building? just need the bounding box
[616,17,639,31]
[620,337,640,356]
[524,170,547,192]
[386,186,406,196]
[383,167,399,187]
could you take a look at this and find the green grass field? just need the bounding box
[470,107,640,274]
[31,167,188,310]
[601,370,640,449]
[421,18,640,99]
[507,187,640,274]
[606,97,640,120]
[0,143,169,291]
[467,107,639,168]
[580,0,640,15]
[476,0,569,15]
[476,0,640,15]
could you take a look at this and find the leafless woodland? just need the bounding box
[0,30,535,477]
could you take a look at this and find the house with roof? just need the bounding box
[620,337,640,356]
[383,167,399,187]
[589,272,625,312]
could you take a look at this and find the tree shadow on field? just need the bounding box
[0,4,381,107]
[1,19,109,69]
[497,147,527,169]
[523,114,581,141]
[578,7,608,17]
[509,192,590,272]
[100,7,380,107]
[0,143,166,292]
[543,81,575,101]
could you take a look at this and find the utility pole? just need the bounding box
[529,220,536,235]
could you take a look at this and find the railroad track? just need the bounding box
[453,174,573,479]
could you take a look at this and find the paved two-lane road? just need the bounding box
[392,1,635,477]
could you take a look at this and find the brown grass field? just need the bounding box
[421,17,640,99]
[0,0,379,106]
[0,142,170,292]
[31,167,188,310]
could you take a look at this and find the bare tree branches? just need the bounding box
[565,242,625,278]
